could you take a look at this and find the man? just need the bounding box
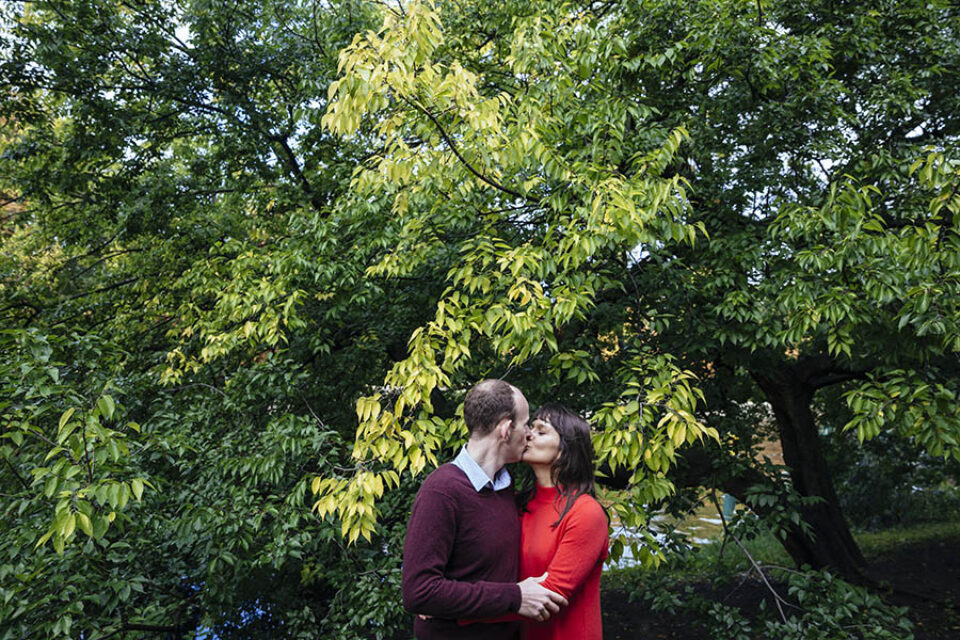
[401,379,568,639]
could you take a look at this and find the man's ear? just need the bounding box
[496,418,512,442]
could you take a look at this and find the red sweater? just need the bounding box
[520,485,609,640]
[401,463,522,640]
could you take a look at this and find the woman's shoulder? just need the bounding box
[567,493,608,527]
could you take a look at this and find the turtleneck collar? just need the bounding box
[532,484,560,501]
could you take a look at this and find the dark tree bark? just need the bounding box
[752,357,867,578]
[598,354,871,581]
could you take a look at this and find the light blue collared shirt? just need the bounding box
[451,445,512,492]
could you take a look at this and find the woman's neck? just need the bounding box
[531,463,555,488]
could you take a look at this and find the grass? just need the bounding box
[604,511,960,590]
[855,520,960,558]
[602,528,791,590]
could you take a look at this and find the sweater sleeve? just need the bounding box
[401,484,522,618]
[539,497,609,600]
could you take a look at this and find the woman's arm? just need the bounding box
[538,496,609,599]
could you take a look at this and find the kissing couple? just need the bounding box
[402,379,609,640]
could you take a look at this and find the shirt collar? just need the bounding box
[451,445,512,492]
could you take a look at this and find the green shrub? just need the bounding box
[630,566,914,640]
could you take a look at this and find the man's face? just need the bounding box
[504,390,530,463]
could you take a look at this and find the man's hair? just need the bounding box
[463,379,517,437]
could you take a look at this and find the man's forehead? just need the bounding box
[513,390,529,413]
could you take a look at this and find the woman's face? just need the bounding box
[522,418,561,466]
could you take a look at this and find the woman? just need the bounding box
[516,403,609,640]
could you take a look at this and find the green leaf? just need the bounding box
[91,515,109,540]
[59,408,76,432]
[97,396,115,421]
[76,512,93,537]
[35,530,54,549]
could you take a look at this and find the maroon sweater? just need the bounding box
[402,463,522,640]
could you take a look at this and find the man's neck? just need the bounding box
[464,439,505,482]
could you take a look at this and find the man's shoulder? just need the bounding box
[424,462,464,481]
[418,463,515,498]
[418,462,469,493]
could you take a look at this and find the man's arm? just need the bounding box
[401,485,521,618]
[457,572,569,626]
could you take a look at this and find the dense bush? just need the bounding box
[825,431,960,530]
[623,537,915,640]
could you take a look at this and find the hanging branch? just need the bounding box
[3,457,31,491]
[402,97,542,206]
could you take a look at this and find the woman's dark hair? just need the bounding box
[519,403,599,527]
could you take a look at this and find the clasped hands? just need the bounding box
[416,572,568,623]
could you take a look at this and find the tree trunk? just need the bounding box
[753,361,867,578]
[597,355,870,581]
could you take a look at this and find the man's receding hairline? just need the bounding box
[464,379,522,436]
[475,379,517,392]
[474,380,521,410]
[510,385,526,410]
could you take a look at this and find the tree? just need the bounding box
[2,0,959,637]
[607,0,960,576]
[316,0,960,579]
[2,1,425,637]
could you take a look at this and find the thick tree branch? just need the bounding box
[808,369,870,391]
[403,97,541,206]
[270,135,326,212]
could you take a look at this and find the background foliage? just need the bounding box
[2,0,959,637]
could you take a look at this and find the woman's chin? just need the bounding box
[521,453,545,466]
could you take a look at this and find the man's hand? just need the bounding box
[517,572,568,622]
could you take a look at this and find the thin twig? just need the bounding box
[164,383,229,399]
[299,393,327,429]
[3,456,31,490]
[710,490,796,623]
